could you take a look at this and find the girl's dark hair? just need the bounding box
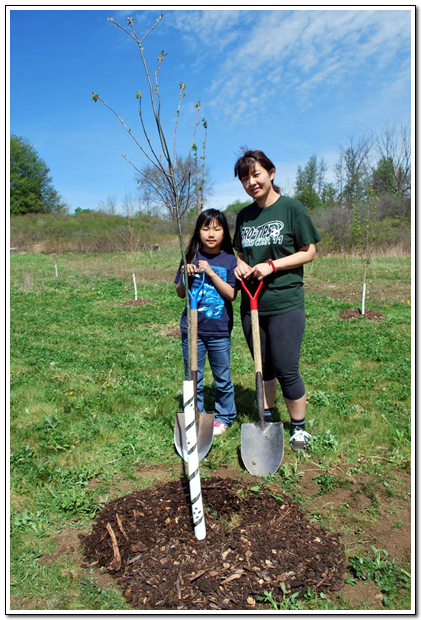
[184,209,234,265]
[234,147,281,194]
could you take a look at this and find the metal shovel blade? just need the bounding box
[241,422,284,476]
[174,411,215,462]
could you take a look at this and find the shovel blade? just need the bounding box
[241,422,284,476]
[174,411,215,462]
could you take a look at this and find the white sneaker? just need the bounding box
[213,421,228,436]
[289,428,311,451]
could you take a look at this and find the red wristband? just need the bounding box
[268,259,277,273]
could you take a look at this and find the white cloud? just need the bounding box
[171,9,252,54]
[177,8,411,122]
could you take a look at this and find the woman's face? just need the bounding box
[241,160,275,202]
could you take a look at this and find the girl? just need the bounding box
[175,209,237,435]
[233,149,321,450]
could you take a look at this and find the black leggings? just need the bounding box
[241,307,306,401]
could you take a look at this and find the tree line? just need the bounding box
[10,124,410,222]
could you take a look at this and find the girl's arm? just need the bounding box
[249,244,317,281]
[175,277,186,299]
[175,264,197,298]
[198,260,237,301]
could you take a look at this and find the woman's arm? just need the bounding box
[247,244,317,281]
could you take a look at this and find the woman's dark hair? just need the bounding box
[184,208,234,265]
[234,147,281,194]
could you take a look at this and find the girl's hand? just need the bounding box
[198,260,214,277]
[181,263,197,277]
[249,262,274,281]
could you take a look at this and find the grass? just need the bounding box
[9,251,412,611]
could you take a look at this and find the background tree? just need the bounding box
[136,155,210,220]
[335,134,374,206]
[10,135,67,215]
[224,199,251,215]
[294,155,333,210]
[372,124,411,198]
[223,199,251,228]
[98,195,118,215]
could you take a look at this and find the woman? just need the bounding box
[233,148,320,450]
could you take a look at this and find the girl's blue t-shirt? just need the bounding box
[174,251,237,337]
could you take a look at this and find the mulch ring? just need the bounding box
[121,299,154,307]
[80,477,345,610]
[339,308,385,320]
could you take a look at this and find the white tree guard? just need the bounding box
[361,282,366,316]
[132,273,138,301]
[183,380,206,540]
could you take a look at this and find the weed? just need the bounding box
[314,472,341,494]
[257,588,301,611]
[349,545,410,605]
[309,430,339,454]
[79,576,127,610]
[278,461,304,491]
[257,586,340,611]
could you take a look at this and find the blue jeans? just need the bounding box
[181,334,237,426]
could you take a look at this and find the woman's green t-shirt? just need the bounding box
[233,196,321,315]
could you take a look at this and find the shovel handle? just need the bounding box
[191,308,198,373]
[251,308,263,375]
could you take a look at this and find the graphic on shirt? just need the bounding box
[191,266,227,319]
[241,220,284,248]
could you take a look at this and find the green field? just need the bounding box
[9,251,412,611]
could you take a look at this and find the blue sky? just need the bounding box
[9,7,413,214]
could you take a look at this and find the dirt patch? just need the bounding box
[339,308,385,320]
[149,322,181,338]
[80,477,345,610]
[307,278,410,304]
[39,526,83,567]
[121,299,154,307]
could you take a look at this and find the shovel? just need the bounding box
[240,278,284,476]
[174,270,215,461]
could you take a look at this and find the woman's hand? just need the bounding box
[249,262,274,281]
[234,258,273,281]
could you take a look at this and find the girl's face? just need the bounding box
[200,219,224,253]
[241,160,275,203]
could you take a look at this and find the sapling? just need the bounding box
[92,12,208,540]
[352,193,378,316]
[92,13,206,352]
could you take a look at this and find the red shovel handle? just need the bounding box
[240,279,263,310]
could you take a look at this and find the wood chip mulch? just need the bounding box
[80,477,345,610]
